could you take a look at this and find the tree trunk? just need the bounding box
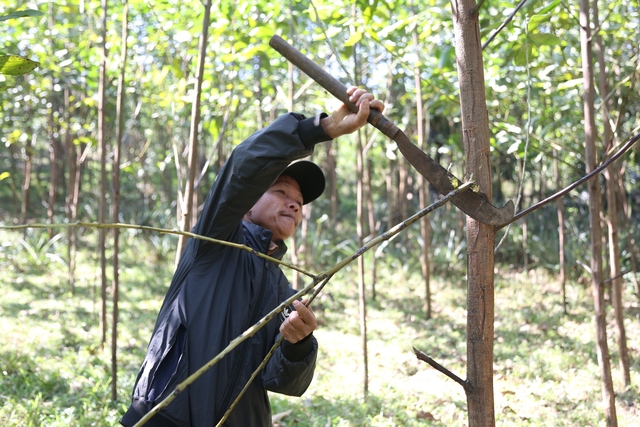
[580,0,619,423]
[111,1,129,401]
[98,0,109,348]
[522,218,529,272]
[412,5,432,319]
[7,143,20,214]
[286,18,301,290]
[326,141,338,220]
[593,0,630,388]
[64,88,78,293]
[398,156,408,223]
[356,128,369,400]
[47,1,60,240]
[254,55,264,130]
[21,132,34,227]
[553,150,567,314]
[47,109,61,239]
[175,0,212,262]
[365,156,377,298]
[450,1,495,425]
[386,157,396,228]
[353,36,369,401]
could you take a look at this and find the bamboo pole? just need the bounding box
[0,222,317,279]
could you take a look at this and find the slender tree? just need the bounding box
[553,150,567,314]
[175,0,213,262]
[287,5,301,289]
[46,1,61,240]
[353,30,369,401]
[64,87,78,293]
[98,0,109,347]
[111,0,129,400]
[451,1,496,425]
[580,0,618,424]
[593,0,631,388]
[412,1,432,319]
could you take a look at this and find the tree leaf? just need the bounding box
[528,14,551,32]
[0,55,40,75]
[557,78,583,90]
[0,9,44,22]
[537,0,562,15]
[344,31,363,47]
[528,33,560,47]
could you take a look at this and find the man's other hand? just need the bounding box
[280,300,317,344]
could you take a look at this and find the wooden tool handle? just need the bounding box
[269,35,398,139]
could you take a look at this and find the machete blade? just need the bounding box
[392,130,515,227]
[269,35,515,228]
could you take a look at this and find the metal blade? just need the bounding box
[269,35,515,227]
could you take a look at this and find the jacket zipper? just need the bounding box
[215,259,269,423]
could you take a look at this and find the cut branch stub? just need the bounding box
[413,347,472,393]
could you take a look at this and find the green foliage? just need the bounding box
[0,9,42,75]
[11,230,67,269]
[0,10,43,22]
[0,55,40,75]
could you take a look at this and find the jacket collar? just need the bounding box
[242,220,288,260]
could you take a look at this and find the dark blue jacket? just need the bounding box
[122,113,330,427]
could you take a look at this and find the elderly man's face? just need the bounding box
[246,175,304,241]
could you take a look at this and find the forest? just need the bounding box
[1,0,639,426]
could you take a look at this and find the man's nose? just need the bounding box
[287,200,300,211]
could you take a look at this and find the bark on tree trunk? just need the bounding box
[326,141,338,220]
[48,115,61,239]
[175,0,212,262]
[412,9,432,319]
[553,151,567,314]
[98,0,109,348]
[593,0,631,388]
[64,88,77,293]
[386,157,396,228]
[111,1,128,401]
[21,133,34,227]
[365,156,377,298]
[398,156,408,223]
[254,55,264,130]
[450,1,496,425]
[353,37,369,401]
[357,129,369,400]
[286,26,301,290]
[580,0,619,423]
[7,143,20,213]
[47,2,60,240]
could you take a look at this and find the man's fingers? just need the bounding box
[292,300,316,324]
[370,99,384,112]
[278,300,318,343]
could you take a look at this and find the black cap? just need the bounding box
[280,160,326,205]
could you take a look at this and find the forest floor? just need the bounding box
[0,229,639,426]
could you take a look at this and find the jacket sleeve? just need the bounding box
[261,334,318,396]
[190,113,330,254]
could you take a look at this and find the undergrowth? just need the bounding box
[0,229,638,426]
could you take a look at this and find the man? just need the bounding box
[121,87,384,427]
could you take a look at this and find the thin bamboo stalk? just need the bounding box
[0,222,317,279]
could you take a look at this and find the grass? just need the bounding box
[0,229,639,426]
